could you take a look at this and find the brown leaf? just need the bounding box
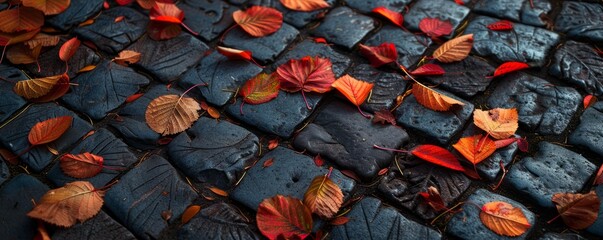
[412,83,464,111]
[473,108,519,139]
[551,191,600,230]
[77,65,96,73]
[419,186,446,211]
[208,187,228,197]
[28,116,73,146]
[113,50,141,66]
[0,148,18,165]
[24,33,60,49]
[329,216,349,225]
[432,34,473,63]
[59,152,104,179]
[0,6,44,32]
[303,175,343,218]
[14,74,64,99]
[480,201,531,237]
[22,0,71,15]
[145,94,201,136]
[6,43,42,64]
[372,109,396,125]
[181,205,201,224]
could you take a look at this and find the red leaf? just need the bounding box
[276,56,335,109]
[0,148,19,165]
[491,62,529,78]
[116,0,134,6]
[313,37,327,44]
[463,166,481,179]
[378,168,388,175]
[233,6,283,37]
[263,158,274,168]
[594,164,603,185]
[358,43,398,68]
[268,139,279,150]
[411,63,445,76]
[157,137,173,145]
[329,216,350,225]
[59,37,80,62]
[59,152,104,179]
[487,20,514,31]
[419,18,453,39]
[410,145,464,171]
[104,1,110,8]
[584,95,597,109]
[517,138,528,152]
[147,2,185,40]
[217,46,252,61]
[239,73,280,104]
[0,7,44,32]
[314,154,324,167]
[454,0,464,5]
[419,186,446,211]
[372,109,396,125]
[372,7,403,28]
[29,116,73,146]
[256,195,313,240]
[125,93,143,103]
[494,138,517,149]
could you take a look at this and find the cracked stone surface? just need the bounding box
[473,0,553,27]
[549,40,603,96]
[570,101,603,157]
[555,1,603,42]
[421,56,495,98]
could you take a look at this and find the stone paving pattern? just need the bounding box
[0,0,602,239]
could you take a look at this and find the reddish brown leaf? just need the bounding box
[358,43,398,68]
[378,168,388,175]
[147,20,181,40]
[314,154,324,167]
[517,138,528,152]
[145,94,201,136]
[487,20,514,31]
[410,145,464,171]
[594,165,603,185]
[452,134,496,165]
[372,109,396,125]
[584,95,597,109]
[136,0,155,9]
[0,148,19,165]
[217,46,253,61]
[313,37,327,44]
[257,195,313,240]
[329,216,349,225]
[59,37,80,62]
[480,201,531,237]
[34,220,51,240]
[340,170,360,182]
[22,0,71,15]
[419,18,453,39]
[419,186,446,211]
[304,175,344,218]
[280,0,329,12]
[263,158,274,168]
[113,50,141,66]
[551,191,600,230]
[199,100,209,110]
[412,83,464,111]
[30,74,70,103]
[59,152,104,179]
[233,6,283,37]
[157,137,173,145]
[0,28,40,46]
[491,62,529,78]
[6,43,42,65]
[411,63,445,76]
[432,34,473,63]
[473,108,519,139]
[126,93,144,103]
[463,165,481,179]
[208,187,228,197]
[161,210,173,221]
[181,205,201,224]
[268,139,279,150]
[494,138,517,149]
[372,7,403,28]
[276,56,335,109]
[0,7,44,32]
[28,116,73,146]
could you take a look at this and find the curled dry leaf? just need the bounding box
[0,7,44,32]
[27,181,104,227]
[239,73,280,114]
[372,7,404,28]
[412,83,464,111]
[206,106,220,119]
[60,152,104,179]
[480,201,531,237]
[419,17,453,39]
[24,33,60,49]
[280,0,329,12]
[473,108,519,139]
[59,37,81,62]
[145,94,201,136]
[411,63,445,76]
[419,186,446,211]
[487,20,514,31]
[217,46,253,61]
[452,134,496,165]
[410,145,464,171]
[432,34,473,63]
[491,62,529,78]
[233,6,283,37]
[331,75,374,118]
[372,109,396,126]
[584,95,597,109]
[14,74,64,99]
[29,116,73,146]
[181,205,201,224]
[551,191,600,230]
[113,50,141,66]
[257,195,313,240]
[277,56,335,109]
[303,175,344,218]
[358,43,398,68]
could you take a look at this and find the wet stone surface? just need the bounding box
[348,64,408,113]
[245,0,336,28]
[343,0,411,13]
[52,211,136,240]
[465,15,560,66]
[420,56,495,98]
[549,40,603,97]
[364,25,432,68]
[447,189,536,239]
[473,0,553,27]
[587,184,603,237]
[0,65,27,123]
[46,0,104,31]
[223,23,299,64]
[311,7,376,49]
[331,197,441,240]
[506,142,595,208]
[294,100,409,180]
[168,117,259,189]
[404,0,470,39]
[0,159,8,186]
[273,39,351,77]
[555,1,603,42]
[0,174,49,240]
[178,0,238,42]
[488,72,581,135]
[178,202,261,240]
[570,101,603,157]
[25,39,101,79]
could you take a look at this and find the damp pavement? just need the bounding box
[1,0,603,239]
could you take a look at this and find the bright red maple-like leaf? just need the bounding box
[276,56,335,109]
[488,20,514,31]
[411,145,464,171]
[411,63,445,76]
[419,18,453,39]
[419,186,447,211]
[358,43,398,68]
[232,6,283,38]
[490,62,529,78]
[371,7,404,28]
[584,95,597,109]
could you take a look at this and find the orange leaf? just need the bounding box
[257,195,312,240]
[28,116,73,146]
[217,46,253,61]
[412,83,464,111]
[332,75,374,118]
[276,56,335,109]
[268,139,279,150]
[206,106,220,119]
[432,34,473,63]
[372,7,403,28]
[0,7,44,32]
[263,158,274,168]
[410,144,464,171]
[59,152,104,179]
[480,201,531,237]
[0,28,40,46]
[303,175,344,218]
[147,2,185,40]
[280,0,329,12]
[24,33,60,49]
[233,6,283,37]
[452,134,496,165]
[136,0,155,9]
[240,73,280,104]
[329,216,349,225]
[551,191,600,230]
[584,95,597,109]
[59,37,80,62]
[22,0,71,15]
[78,19,95,27]
[114,16,125,23]
[145,95,201,136]
[77,65,96,73]
[419,17,453,39]
[113,50,141,66]
[473,108,519,139]
[27,181,104,227]
[358,43,398,68]
[208,187,228,197]
[491,62,529,78]
[14,74,70,102]
[181,205,201,224]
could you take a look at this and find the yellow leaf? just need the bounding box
[14,75,63,99]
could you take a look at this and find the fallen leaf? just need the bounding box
[208,187,228,197]
[280,0,329,12]
[411,63,445,76]
[6,43,42,64]
[419,186,446,211]
[0,28,40,46]
[233,6,283,37]
[412,83,464,111]
[60,152,104,179]
[372,7,404,28]
[340,170,360,182]
[145,94,201,136]
[516,138,528,152]
[181,205,201,224]
[239,73,280,114]
[28,116,73,146]
[157,137,173,145]
[493,138,517,149]
[77,65,96,73]
[314,154,324,167]
[304,175,343,218]
[432,34,473,63]
[378,168,388,175]
[332,74,374,118]
[34,220,51,240]
[410,145,464,171]
[268,139,279,150]
[358,43,398,68]
[595,165,603,185]
[114,16,125,23]
[419,18,453,39]
[584,95,597,109]
[161,210,172,221]
[372,109,396,125]
[0,7,44,32]
[473,108,519,139]
[59,37,80,62]
[257,195,313,240]
[551,191,600,230]
[78,19,95,27]
[24,33,60,49]
[147,2,185,40]
[27,181,104,227]
[28,74,70,103]
[14,74,63,99]
[313,37,327,44]
[136,0,155,9]
[206,106,220,119]
[263,158,274,168]
[113,50,141,66]
[454,0,464,5]
[491,62,529,78]
[452,134,496,165]
[22,0,71,15]
[487,20,514,31]
[217,46,253,61]
[276,56,335,109]
[480,201,531,237]
[329,216,349,225]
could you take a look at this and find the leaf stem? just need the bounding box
[547,214,561,224]
[301,91,311,110]
[430,201,464,225]
[239,101,245,115]
[491,160,508,191]
[357,106,371,118]
[180,22,199,36]
[219,24,239,43]
[372,144,408,153]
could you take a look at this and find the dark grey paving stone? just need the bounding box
[507,142,595,208]
[447,189,536,239]
[396,93,474,144]
[364,25,432,68]
[105,155,197,240]
[344,0,411,13]
[570,102,603,157]
[0,174,49,240]
[178,202,261,240]
[46,0,104,31]
[0,65,27,123]
[311,7,376,49]
[246,0,336,28]
[473,0,552,27]
[550,41,603,97]
[179,51,262,107]
[0,158,8,186]
[465,15,560,67]
[555,2,603,42]
[587,184,603,237]
[226,91,320,138]
[488,72,581,135]
[0,104,93,172]
[231,147,356,210]
[331,197,441,240]
[379,156,471,219]
[47,128,137,188]
[127,34,208,82]
[178,0,238,42]
[223,23,298,64]
[52,211,136,240]
[294,100,409,180]
[25,39,101,79]
[62,61,150,120]
[348,64,407,113]
[274,39,351,77]
[74,7,148,54]
[421,56,495,98]
[539,233,587,240]
[168,117,259,189]
[404,0,470,39]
